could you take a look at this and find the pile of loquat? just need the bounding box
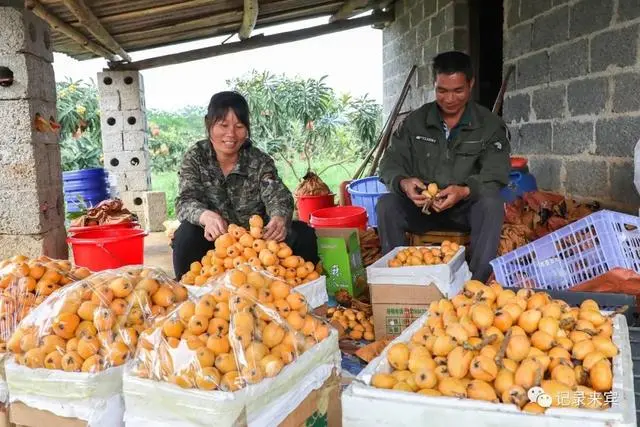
[0,255,92,354]
[181,215,322,287]
[388,241,461,267]
[8,267,188,373]
[370,279,619,414]
[132,264,333,392]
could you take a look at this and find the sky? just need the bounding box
[52,16,383,111]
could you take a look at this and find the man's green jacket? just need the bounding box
[379,101,511,201]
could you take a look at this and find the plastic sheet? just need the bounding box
[126,265,340,426]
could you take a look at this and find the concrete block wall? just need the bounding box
[382,0,470,116]
[503,0,640,211]
[97,70,166,231]
[0,4,67,259]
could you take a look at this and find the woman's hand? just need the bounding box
[199,210,227,242]
[262,216,287,242]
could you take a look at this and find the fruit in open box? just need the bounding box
[131,265,334,391]
[369,279,620,413]
[388,241,460,267]
[181,215,321,287]
[8,266,187,372]
[0,255,92,354]
[327,306,375,341]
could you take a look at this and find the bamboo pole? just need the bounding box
[239,0,259,40]
[109,10,393,70]
[366,65,417,177]
[61,0,131,61]
[26,0,117,60]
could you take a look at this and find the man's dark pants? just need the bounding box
[376,192,504,282]
[172,220,319,280]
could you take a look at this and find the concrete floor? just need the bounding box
[144,232,175,278]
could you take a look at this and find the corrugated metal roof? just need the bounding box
[32,0,382,61]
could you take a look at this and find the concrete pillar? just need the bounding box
[0,2,67,259]
[97,70,166,231]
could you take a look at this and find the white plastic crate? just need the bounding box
[491,210,640,290]
[366,246,467,297]
[343,312,636,427]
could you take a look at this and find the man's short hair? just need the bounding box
[432,51,474,82]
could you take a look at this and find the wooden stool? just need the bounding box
[408,230,471,246]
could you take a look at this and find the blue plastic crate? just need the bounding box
[347,176,389,228]
[491,210,640,290]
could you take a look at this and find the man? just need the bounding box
[376,51,510,282]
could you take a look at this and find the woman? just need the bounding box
[172,91,319,279]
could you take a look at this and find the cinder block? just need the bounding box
[123,131,147,151]
[100,110,124,135]
[0,8,53,62]
[0,142,51,189]
[112,171,151,192]
[104,150,149,172]
[0,53,55,101]
[47,144,63,184]
[122,110,147,132]
[119,190,166,231]
[102,132,124,152]
[97,71,144,95]
[98,94,121,112]
[0,99,58,146]
[120,91,145,111]
[0,228,67,260]
[0,187,63,234]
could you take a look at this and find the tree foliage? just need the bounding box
[56,79,103,171]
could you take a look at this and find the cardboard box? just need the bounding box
[279,371,341,427]
[370,282,444,339]
[316,228,366,298]
[10,402,86,427]
[0,403,11,427]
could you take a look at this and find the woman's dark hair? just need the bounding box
[432,51,474,82]
[204,91,251,137]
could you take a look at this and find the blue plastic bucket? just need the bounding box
[500,170,538,203]
[346,176,389,228]
[63,168,110,213]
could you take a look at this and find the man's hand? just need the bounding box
[262,216,287,242]
[432,185,470,212]
[199,210,227,242]
[400,177,428,207]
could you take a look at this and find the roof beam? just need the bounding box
[26,0,117,60]
[238,0,259,40]
[109,9,393,71]
[329,0,369,22]
[61,0,131,62]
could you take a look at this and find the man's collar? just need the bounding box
[427,101,480,130]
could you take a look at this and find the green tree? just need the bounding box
[56,79,103,171]
[227,70,382,181]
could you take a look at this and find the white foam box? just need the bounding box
[366,246,467,298]
[342,312,636,427]
[5,361,125,427]
[123,330,341,427]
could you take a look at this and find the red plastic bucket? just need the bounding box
[67,222,140,236]
[67,228,147,271]
[296,194,336,223]
[310,206,368,231]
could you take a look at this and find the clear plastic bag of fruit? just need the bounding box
[0,255,92,355]
[125,264,340,427]
[4,266,188,426]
